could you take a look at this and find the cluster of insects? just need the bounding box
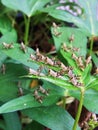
[33,86,49,103]
[29,48,84,87]
[62,43,91,70]
[2,42,27,53]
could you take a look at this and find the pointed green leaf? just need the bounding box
[22,105,80,130]
[70,89,98,114]
[42,0,98,36]
[1,0,51,17]
[3,112,21,130]
[51,27,87,57]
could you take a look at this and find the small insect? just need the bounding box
[45,57,54,66]
[48,69,58,77]
[36,48,45,62]
[69,77,78,86]
[1,64,6,75]
[72,47,80,52]
[30,80,39,89]
[30,54,36,60]
[17,81,24,96]
[2,42,14,49]
[20,42,27,53]
[38,86,49,96]
[62,43,70,52]
[60,63,68,72]
[69,34,74,43]
[29,68,39,75]
[68,69,74,78]
[52,22,58,28]
[86,56,91,65]
[77,56,84,70]
[72,53,78,61]
[53,28,62,37]
[33,90,43,103]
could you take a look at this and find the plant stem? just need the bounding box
[62,97,66,109]
[72,88,85,130]
[24,15,31,46]
[89,36,94,55]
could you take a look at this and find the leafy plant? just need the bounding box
[0,0,98,130]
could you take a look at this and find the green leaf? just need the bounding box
[22,105,80,130]
[0,93,60,113]
[70,89,98,114]
[0,29,17,43]
[51,27,87,57]
[26,75,79,91]
[42,0,98,36]
[0,63,27,103]
[1,0,51,17]
[3,112,21,130]
[0,16,12,34]
[0,43,38,70]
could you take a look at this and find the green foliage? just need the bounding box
[0,0,97,130]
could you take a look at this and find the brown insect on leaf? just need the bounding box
[77,57,85,70]
[62,43,71,52]
[17,81,24,96]
[53,28,62,37]
[38,86,49,96]
[33,90,43,103]
[68,69,74,78]
[30,54,36,60]
[60,63,68,72]
[2,42,14,49]
[69,34,74,43]
[1,64,6,75]
[20,42,27,53]
[45,57,54,66]
[29,68,39,75]
[72,47,80,52]
[36,48,45,62]
[86,56,91,65]
[52,22,58,28]
[48,69,58,77]
[72,53,78,61]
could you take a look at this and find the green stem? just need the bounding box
[72,88,85,130]
[89,36,94,55]
[62,97,66,109]
[24,15,31,46]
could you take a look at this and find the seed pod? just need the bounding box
[2,42,14,49]
[86,56,91,65]
[45,57,54,66]
[38,86,49,96]
[48,69,57,77]
[69,34,74,43]
[20,42,26,53]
